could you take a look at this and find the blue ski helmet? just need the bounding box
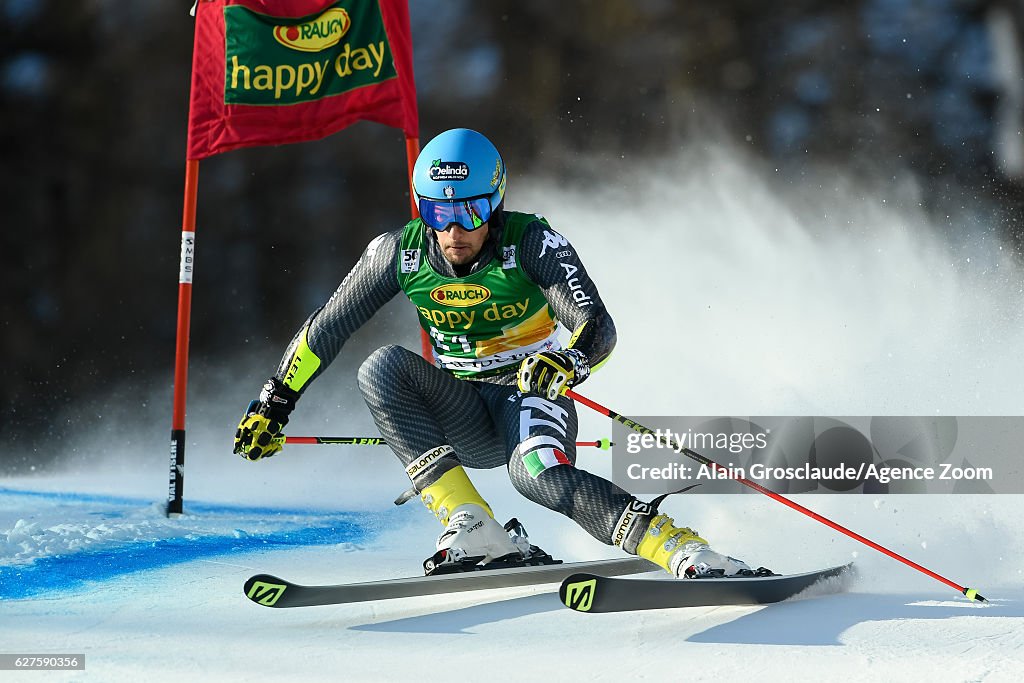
[412,129,506,231]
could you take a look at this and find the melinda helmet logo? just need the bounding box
[273,8,351,52]
[429,284,491,307]
[429,160,470,182]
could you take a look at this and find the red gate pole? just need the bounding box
[404,134,434,360]
[167,159,200,516]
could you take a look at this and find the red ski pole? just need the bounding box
[283,436,613,449]
[565,388,987,602]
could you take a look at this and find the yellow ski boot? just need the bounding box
[636,514,753,578]
[420,466,526,570]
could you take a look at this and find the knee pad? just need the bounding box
[515,435,575,481]
[508,436,576,510]
[358,344,415,393]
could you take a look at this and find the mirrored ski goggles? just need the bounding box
[418,196,492,231]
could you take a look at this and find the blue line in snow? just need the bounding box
[0,486,349,517]
[0,521,374,600]
[0,488,406,600]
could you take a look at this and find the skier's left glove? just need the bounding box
[517,348,590,401]
[233,377,299,461]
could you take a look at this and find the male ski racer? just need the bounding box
[234,128,751,579]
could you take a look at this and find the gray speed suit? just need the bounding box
[273,210,652,552]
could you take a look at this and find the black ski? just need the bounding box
[559,563,855,613]
[244,557,654,608]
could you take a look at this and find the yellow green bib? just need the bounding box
[397,212,558,378]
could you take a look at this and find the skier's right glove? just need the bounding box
[233,377,299,461]
[517,348,591,401]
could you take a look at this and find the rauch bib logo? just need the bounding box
[429,284,491,307]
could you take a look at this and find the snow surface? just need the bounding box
[4,148,1024,682]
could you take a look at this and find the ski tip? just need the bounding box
[962,587,987,603]
[560,573,600,612]
[244,574,291,607]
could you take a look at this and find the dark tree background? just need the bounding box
[3,0,1022,469]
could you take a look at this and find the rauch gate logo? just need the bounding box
[429,284,491,307]
[273,8,351,52]
[223,1,396,106]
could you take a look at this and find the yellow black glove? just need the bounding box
[233,378,299,461]
[517,348,590,401]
